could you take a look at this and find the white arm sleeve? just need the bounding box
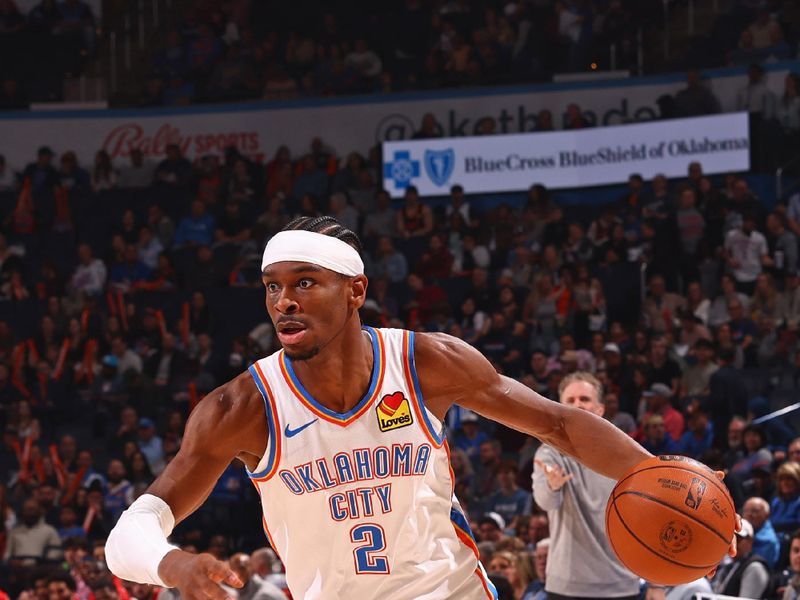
[105,493,180,587]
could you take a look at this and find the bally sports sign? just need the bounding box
[382,112,750,197]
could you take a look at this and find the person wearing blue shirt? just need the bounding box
[452,410,489,466]
[641,414,679,455]
[743,496,782,569]
[771,461,800,540]
[487,461,533,526]
[678,400,714,459]
[173,200,215,247]
[109,244,152,288]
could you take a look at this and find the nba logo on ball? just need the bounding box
[659,520,693,553]
[606,455,736,585]
[376,392,413,432]
[685,478,706,510]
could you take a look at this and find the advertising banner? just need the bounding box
[382,113,750,196]
[0,61,790,172]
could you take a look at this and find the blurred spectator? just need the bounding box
[533,372,638,599]
[637,383,684,443]
[602,391,636,436]
[764,212,798,279]
[91,151,117,192]
[453,410,489,465]
[678,400,714,459]
[486,461,532,526]
[712,518,769,597]
[679,339,718,398]
[108,244,151,291]
[370,236,408,284]
[742,497,780,569]
[58,151,90,193]
[174,200,216,248]
[117,148,153,188]
[135,417,164,476]
[69,243,107,297]
[640,414,679,455]
[771,461,800,540]
[413,113,442,139]
[641,275,686,335]
[136,226,164,271]
[674,70,722,117]
[731,425,773,484]
[22,147,59,193]
[725,213,768,296]
[736,64,777,121]
[396,187,434,239]
[155,144,192,187]
[775,531,800,599]
[4,498,62,565]
[0,154,17,191]
[328,192,358,234]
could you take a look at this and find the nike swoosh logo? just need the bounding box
[284,419,318,438]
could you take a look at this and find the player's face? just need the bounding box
[262,261,366,361]
[560,381,604,417]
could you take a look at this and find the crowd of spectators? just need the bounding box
[1,119,800,599]
[0,0,798,109]
[0,0,96,106]
[138,0,798,107]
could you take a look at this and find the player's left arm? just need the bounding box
[415,332,651,481]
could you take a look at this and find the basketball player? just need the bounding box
[105,217,733,600]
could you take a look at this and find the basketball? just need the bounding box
[605,455,736,585]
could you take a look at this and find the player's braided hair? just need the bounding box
[282,215,363,254]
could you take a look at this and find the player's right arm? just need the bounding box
[105,372,268,600]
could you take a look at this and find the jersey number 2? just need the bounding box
[350,523,390,574]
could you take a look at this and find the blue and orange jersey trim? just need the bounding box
[247,361,282,481]
[279,326,386,426]
[450,508,497,599]
[474,566,498,600]
[402,330,444,448]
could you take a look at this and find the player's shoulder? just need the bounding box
[190,370,263,428]
[412,330,478,363]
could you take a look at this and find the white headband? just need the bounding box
[261,230,364,276]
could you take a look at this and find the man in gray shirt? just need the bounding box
[533,372,641,600]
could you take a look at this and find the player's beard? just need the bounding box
[284,345,320,361]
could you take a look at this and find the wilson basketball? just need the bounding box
[605,455,736,585]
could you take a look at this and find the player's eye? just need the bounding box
[298,278,314,289]
[266,282,279,293]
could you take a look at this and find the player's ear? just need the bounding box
[349,274,368,309]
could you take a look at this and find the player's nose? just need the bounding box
[275,290,300,314]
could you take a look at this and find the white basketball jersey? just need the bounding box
[247,326,497,600]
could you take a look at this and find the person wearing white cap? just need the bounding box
[712,518,769,599]
[105,216,736,600]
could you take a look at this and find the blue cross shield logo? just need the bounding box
[424,149,455,187]
[383,151,420,190]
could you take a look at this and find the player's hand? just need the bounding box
[534,459,573,491]
[158,550,243,600]
[645,586,666,600]
[705,470,742,579]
